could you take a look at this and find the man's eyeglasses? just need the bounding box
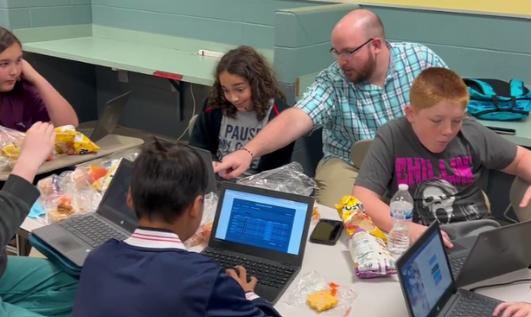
[330,38,373,59]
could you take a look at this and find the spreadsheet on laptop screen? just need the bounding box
[214,189,308,255]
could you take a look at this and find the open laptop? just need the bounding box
[447,220,531,286]
[191,146,248,194]
[78,91,132,142]
[32,159,137,267]
[396,221,503,317]
[201,182,314,304]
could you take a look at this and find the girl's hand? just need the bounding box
[20,60,41,84]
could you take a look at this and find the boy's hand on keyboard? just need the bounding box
[493,302,531,317]
[226,265,257,292]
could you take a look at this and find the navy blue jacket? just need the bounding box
[189,98,295,172]
[72,228,282,317]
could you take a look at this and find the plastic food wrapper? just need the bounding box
[0,125,37,171]
[236,162,318,196]
[185,192,218,248]
[76,148,141,192]
[286,271,356,316]
[54,125,100,155]
[348,228,397,279]
[335,195,387,242]
[36,170,102,224]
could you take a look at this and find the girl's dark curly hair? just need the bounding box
[208,45,286,121]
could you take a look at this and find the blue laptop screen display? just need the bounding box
[400,230,453,317]
[214,189,308,255]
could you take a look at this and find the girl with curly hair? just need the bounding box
[189,46,295,172]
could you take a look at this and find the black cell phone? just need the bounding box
[486,126,516,135]
[309,219,344,246]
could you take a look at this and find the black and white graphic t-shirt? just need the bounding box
[218,103,273,169]
[355,117,517,225]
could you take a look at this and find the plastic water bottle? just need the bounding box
[388,184,414,256]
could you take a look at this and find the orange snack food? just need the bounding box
[307,290,338,312]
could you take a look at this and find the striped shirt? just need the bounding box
[296,42,448,165]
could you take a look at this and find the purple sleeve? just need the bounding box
[23,83,50,123]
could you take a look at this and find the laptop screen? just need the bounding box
[98,160,137,232]
[213,188,309,255]
[400,229,453,317]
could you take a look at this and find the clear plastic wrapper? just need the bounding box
[185,192,218,248]
[286,271,357,316]
[37,170,102,224]
[347,228,396,279]
[236,162,318,196]
[76,148,141,192]
[0,125,31,171]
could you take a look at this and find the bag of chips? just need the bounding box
[348,228,396,279]
[54,125,100,155]
[335,195,387,242]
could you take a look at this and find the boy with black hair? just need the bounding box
[72,140,282,317]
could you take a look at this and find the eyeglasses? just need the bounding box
[330,38,374,59]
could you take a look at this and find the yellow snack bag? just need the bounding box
[92,164,118,192]
[54,125,100,155]
[335,195,387,242]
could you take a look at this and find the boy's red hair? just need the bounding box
[410,67,469,111]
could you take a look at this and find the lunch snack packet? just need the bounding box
[348,228,396,279]
[335,195,387,241]
[54,125,100,155]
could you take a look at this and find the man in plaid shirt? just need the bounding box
[215,9,448,207]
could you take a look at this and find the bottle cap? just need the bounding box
[398,184,409,191]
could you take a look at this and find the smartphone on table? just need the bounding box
[309,219,344,246]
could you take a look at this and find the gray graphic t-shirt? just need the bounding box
[218,105,273,169]
[355,117,517,225]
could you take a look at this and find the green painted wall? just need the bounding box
[91,0,322,49]
[0,0,91,29]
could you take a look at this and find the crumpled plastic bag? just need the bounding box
[236,162,318,196]
[76,148,141,192]
[185,192,218,247]
[0,125,41,171]
[36,170,102,224]
[286,271,357,316]
[347,228,396,279]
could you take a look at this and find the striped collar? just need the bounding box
[123,227,187,250]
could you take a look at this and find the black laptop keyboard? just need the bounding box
[449,291,501,317]
[202,250,296,289]
[60,215,129,248]
[449,256,466,279]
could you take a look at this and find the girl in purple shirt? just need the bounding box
[0,27,78,131]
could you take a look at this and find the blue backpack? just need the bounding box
[464,78,531,121]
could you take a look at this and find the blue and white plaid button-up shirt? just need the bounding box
[296,42,448,164]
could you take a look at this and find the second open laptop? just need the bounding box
[396,221,503,317]
[31,159,137,267]
[446,219,531,287]
[201,182,314,304]
[191,146,247,194]
[78,91,132,142]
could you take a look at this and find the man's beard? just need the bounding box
[342,55,376,84]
